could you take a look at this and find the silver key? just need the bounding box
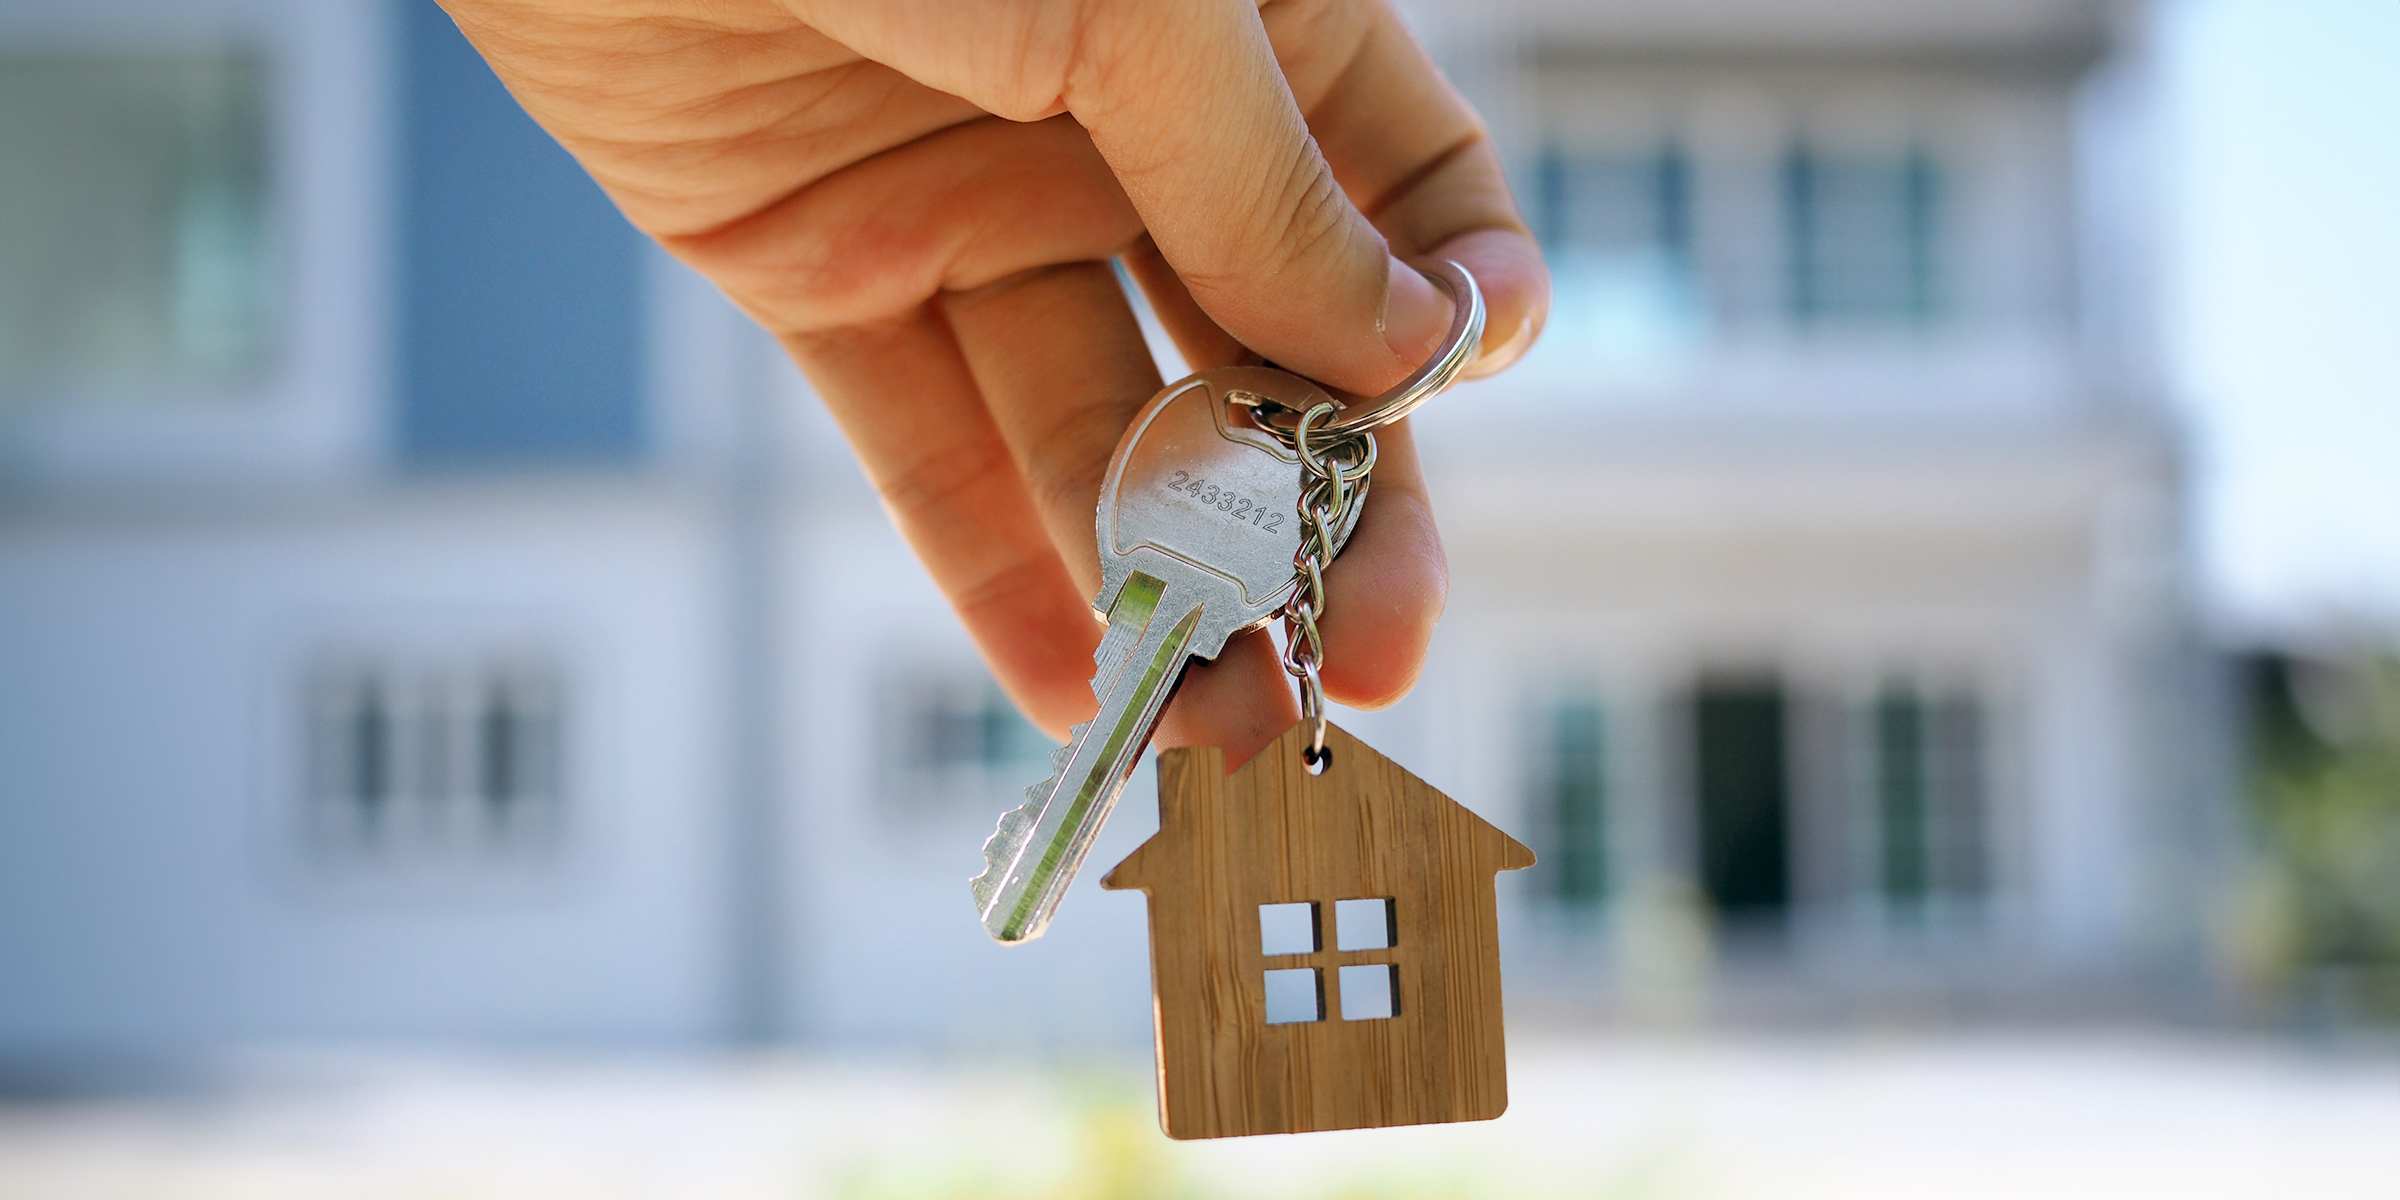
[970,366,1363,943]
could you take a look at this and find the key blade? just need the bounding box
[971,573,1201,943]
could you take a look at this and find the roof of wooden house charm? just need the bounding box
[1101,721,1535,1139]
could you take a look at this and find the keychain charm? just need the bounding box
[1102,722,1533,1139]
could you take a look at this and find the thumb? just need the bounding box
[1063,0,1450,396]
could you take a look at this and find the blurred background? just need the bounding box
[2,0,2396,1196]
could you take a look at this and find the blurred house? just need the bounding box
[1419,0,2221,1022]
[0,0,2220,1068]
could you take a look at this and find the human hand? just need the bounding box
[438,0,1548,762]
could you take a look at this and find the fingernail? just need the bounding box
[1381,257,1453,369]
[1463,308,1534,379]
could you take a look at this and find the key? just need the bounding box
[970,366,1364,944]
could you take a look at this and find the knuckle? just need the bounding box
[876,437,1018,528]
[950,557,1058,630]
[670,202,945,336]
[1179,148,1362,299]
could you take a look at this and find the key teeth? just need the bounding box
[1043,719,1088,775]
[969,803,1034,911]
[967,718,1089,914]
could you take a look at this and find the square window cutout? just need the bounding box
[1335,897,1396,951]
[1339,964,1400,1020]
[1259,902,1319,956]
[1264,967,1323,1024]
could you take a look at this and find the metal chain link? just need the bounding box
[1227,262,1481,765]
[1278,402,1376,764]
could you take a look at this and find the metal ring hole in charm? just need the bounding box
[1304,744,1332,775]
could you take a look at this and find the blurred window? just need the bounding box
[1534,136,1947,352]
[1873,686,1988,909]
[0,54,271,390]
[1781,145,1941,327]
[397,0,645,465]
[883,669,1056,815]
[1530,696,1608,905]
[305,655,564,862]
[1696,683,1791,923]
[1539,145,1693,260]
[1535,145,1706,352]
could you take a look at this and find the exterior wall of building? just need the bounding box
[1425,415,2190,1014]
[0,486,737,1053]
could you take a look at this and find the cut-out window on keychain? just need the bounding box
[1258,902,1319,956]
[1263,967,1324,1024]
[1339,964,1400,1020]
[1334,897,1396,950]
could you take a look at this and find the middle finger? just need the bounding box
[942,261,1304,761]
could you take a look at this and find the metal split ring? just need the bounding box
[1253,258,1486,438]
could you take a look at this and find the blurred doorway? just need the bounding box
[1695,684,1790,929]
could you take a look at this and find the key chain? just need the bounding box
[1265,391,1376,769]
[1100,262,1538,1140]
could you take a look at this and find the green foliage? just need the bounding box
[2245,653,2400,1015]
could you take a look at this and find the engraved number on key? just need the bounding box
[1165,472,1285,530]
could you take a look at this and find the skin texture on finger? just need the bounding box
[1273,0,1474,200]
[663,115,1143,337]
[1121,239,1248,373]
[1106,1,1544,379]
[1155,629,1303,763]
[1064,0,1453,396]
[939,262,1162,592]
[783,311,1103,739]
[441,0,985,237]
[451,0,1542,382]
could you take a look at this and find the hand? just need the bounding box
[439,0,1548,762]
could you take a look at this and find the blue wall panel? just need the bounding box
[399,0,645,465]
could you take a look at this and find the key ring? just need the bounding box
[1249,258,1485,439]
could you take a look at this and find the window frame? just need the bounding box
[0,0,386,486]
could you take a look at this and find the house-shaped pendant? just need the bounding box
[1101,721,1535,1139]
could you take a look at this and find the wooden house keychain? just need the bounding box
[970,260,1534,1139]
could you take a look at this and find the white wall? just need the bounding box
[0,487,734,1052]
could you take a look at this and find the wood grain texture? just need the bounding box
[1102,721,1534,1140]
